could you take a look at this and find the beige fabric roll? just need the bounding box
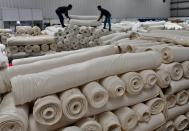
[61,126,82,131]
[100,75,125,98]
[132,103,151,122]
[163,121,175,131]
[11,51,162,105]
[133,113,166,131]
[18,46,25,52]
[97,111,121,131]
[115,107,138,130]
[182,61,189,78]
[186,112,189,119]
[70,15,98,20]
[76,117,102,131]
[146,98,165,115]
[121,72,144,95]
[33,95,62,126]
[140,70,157,89]
[156,69,171,89]
[60,88,88,120]
[176,90,189,106]
[32,45,40,53]
[41,44,49,52]
[24,45,32,53]
[70,19,101,27]
[166,95,176,109]
[50,43,58,51]
[174,115,189,131]
[0,70,11,94]
[0,93,28,131]
[159,62,184,81]
[166,79,189,95]
[82,82,109,108]
[9,46,18,54]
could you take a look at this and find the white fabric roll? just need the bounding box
[0,70,11,94]
[41,44,49,52]
[24,45,32,53]
[166,79,189,95]
[140,70,157,89]
[176,90,189,106]
[100,33,122,42]
[70,19,101,27]
[50,43,57,51]
[97,111,121,131]
[166,95,176,109]
[133,113,166,131]
[60,88,88,120]
[18,46,25,52]
[0,93,28,131]
[132,103,151,122]
[115,107,138,130]
[146,98,165,115]
[182,61,189,78]
[156,69,171,89]
[82,82,109,108]
[101,75,125,98]
[163,121,175,131]
[33,95,62,126]
[61,126,82,131]
[32,45,40,53]
[70,15,98,20]
[76,117,102,131]
[121,72,144,95]
[159,62,184,81]
[186,112,189,119]
[174,115,189,131]
[11,51,162,105]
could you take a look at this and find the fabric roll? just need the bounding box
[60,126,82,131]
[166,79,189,95]
[182,61,189,78]
[140,70,157,89]
[146,98,165,115]
[60,88,88,120]
[166,95,176,109]
[70,19,101,27]
[97,111,121,131]
[100,75,125,98]
[18,46,25,52]
[32,45,40,53]
[11,51,161,105]
[82,82,108,109]
[9,46,19,54]
[133,113,166,131]
[163,121,175,131]
[76,117,102,131]
[115,107,138,130]
[159,62,184,81]
[41,44,49,52]
[33,95,62,126]
[70,15,98,20]
[132,103,151,122]
[24,45,32,53]
[121,72,144,95]
[186,112,189,119]
[0,93,28,131]
[156,69,171,89]
[176,90,189,106]
[174,115,189,131]
[50,43,57,51]
[100,33,122,42]
[0,70,11,94]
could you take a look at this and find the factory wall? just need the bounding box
[171,0,189,17]
[0,0,170,19]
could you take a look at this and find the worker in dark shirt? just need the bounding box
[55,4,72,27]
[97,5,112,31]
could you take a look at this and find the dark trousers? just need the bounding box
[104,17,111,31]
[56,10,65,27]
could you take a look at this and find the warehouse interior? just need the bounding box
[0,0,189,131]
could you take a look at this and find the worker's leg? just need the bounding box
[56,11,65,27]
[107,17,112,31]
[104,17,108,29]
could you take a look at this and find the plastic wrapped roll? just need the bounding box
[146,98,165,115]
[101,75,125,98]
[60,88,88,120]
[97,111,121,131]
[176,90,189,106]
[33,95,62,126]
[115,107,138,130]
[9,46,18,54]
[166,95,176,109]
[32,45,40,53]
[174,115,189,131]
[163,121,175,131]
[24,45,32,53]
[132,103,151,122]
[182,61,189,78]
[140,70,157,89]
[121,72,144,95]
[41,44,49,52]
[0,93,28,131]
[156,70,171,88]
[18,46,25,52]
[50,43,57,51]
[61,126,82,131]
[159,62,184,81]
[82,82,108,108]
[76,118,102,131]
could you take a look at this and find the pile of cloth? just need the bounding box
[16,26,41,36]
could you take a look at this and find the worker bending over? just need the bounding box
[56,4,72,27]
[97,5,112,31]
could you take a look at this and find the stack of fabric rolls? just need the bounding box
[16,26,41,36]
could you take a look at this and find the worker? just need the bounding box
[55,4,72,27]
[97,5,112,31]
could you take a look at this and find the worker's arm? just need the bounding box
[65,11,70,19]
[97,13,103,21]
